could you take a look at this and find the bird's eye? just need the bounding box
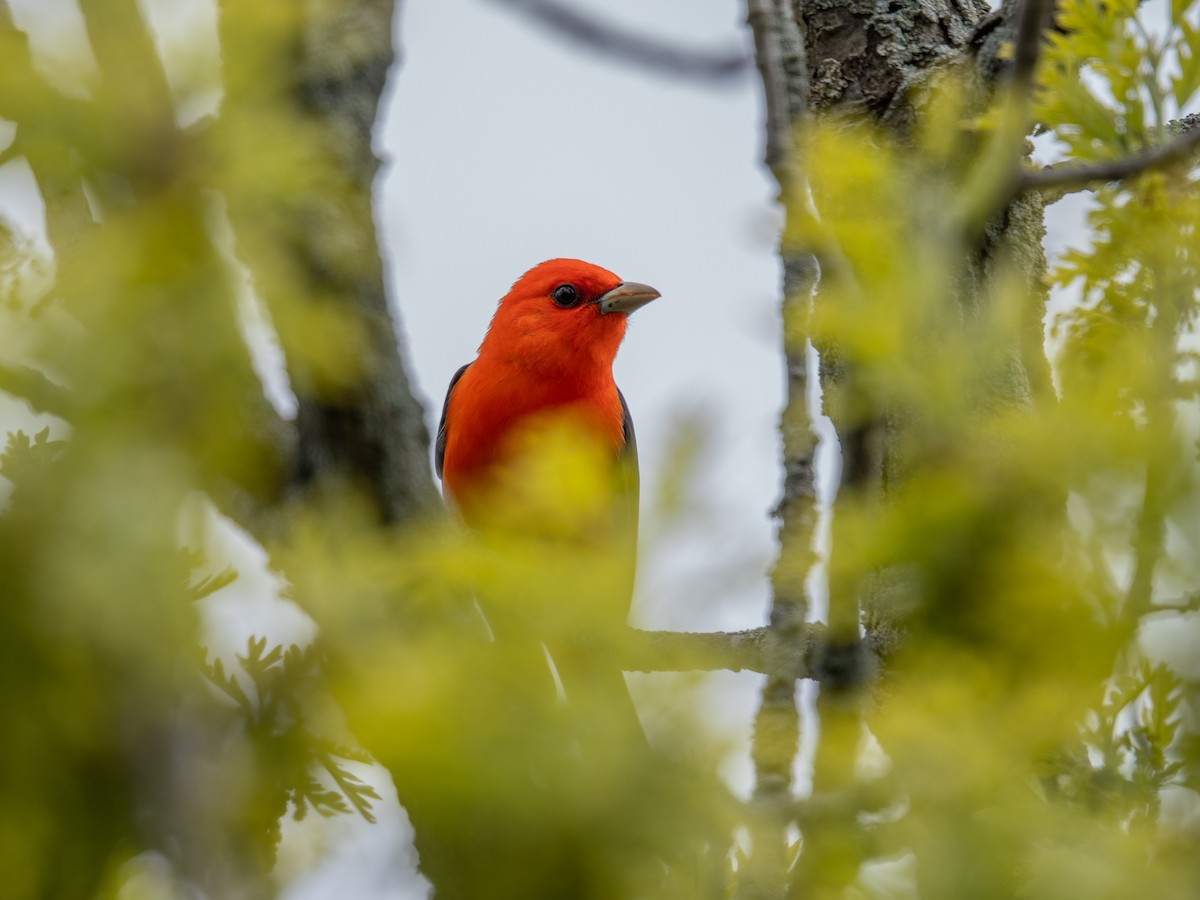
[551,284,580,308]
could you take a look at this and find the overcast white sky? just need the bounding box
[383,0,785,639]
[2,0,1188,897]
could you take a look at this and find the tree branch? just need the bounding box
[0,363,75,419]
[622,626,786,676]
[973,0,1059,84]
[616,624,893,680]
[1017,115,1200,197]
[484,0,751,83]
[746,0,792,184]
[1007,0,1052,93]
[77,0,183,194]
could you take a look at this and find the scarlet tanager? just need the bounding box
[434,258,659,736]
[436,258,659,518]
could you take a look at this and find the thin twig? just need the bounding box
[616,624,893,678]
[484,0,750,82]
[1017,124,1200,196]
[1007,0,1052,92]
[959,0,1053,228]
[746,0,792,183]
[620,626,790,676]
[0,363,75,419]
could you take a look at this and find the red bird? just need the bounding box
[435,259,659,526]
[434,258,660,739]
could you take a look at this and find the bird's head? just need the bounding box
[479,258,660,375]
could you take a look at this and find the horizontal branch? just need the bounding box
[621,626,778,674]
[618,623,894,682]
[485,0,751,82]
[0,363,75,419]
[1018,114,1200,197]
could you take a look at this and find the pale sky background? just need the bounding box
[383,0,786,642]
[1,0,1192,898]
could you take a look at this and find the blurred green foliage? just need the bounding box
[1,1,1199,899]
[775,1,1200,896]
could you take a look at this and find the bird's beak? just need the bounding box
[595,281,661,315]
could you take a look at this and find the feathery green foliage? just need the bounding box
[1,1,1199,899]
[763,1,1200,896]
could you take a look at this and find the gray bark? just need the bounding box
[290,0,440,524]
[219,0,440,527]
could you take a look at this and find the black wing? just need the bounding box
[616,387,639,535]
[435,363,471,480]
[616,387,638,475]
